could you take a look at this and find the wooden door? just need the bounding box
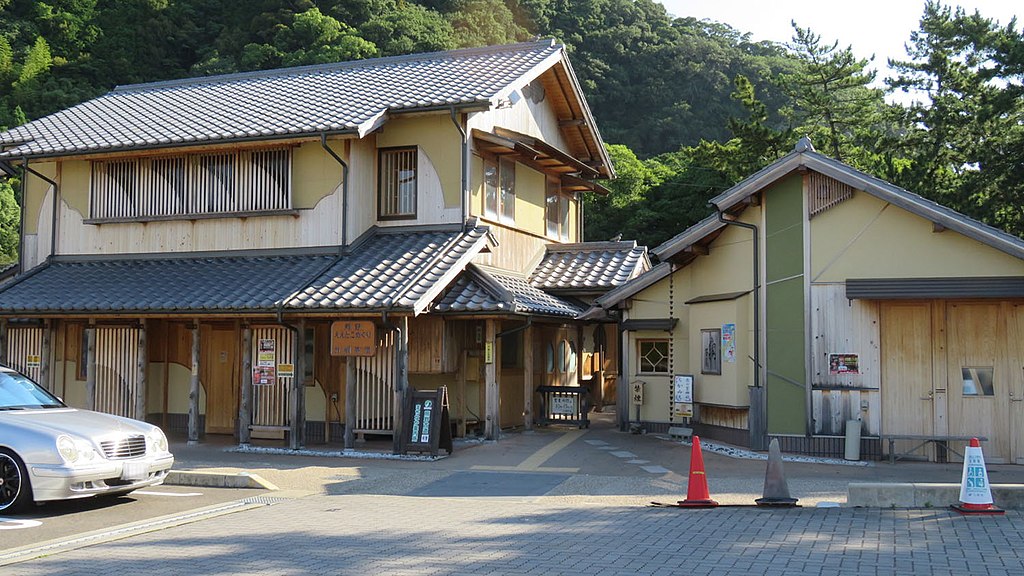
[202,326,239,435]
[1008,303,1024,464]
[880,302,934,458]
[946,302,1010,463]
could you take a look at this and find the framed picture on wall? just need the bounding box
[701,328,721,375]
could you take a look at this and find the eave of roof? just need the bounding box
[0,40,574,161]
[705,147,1024,262]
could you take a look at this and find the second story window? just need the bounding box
[483,156,516,224]
[379,147,417,220]
[545,179,570,241]
[90,146,291,221]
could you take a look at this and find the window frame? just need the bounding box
[545,178,571,241]
[482,155,516,224]
[378,146,418,221]
[637,339,670,375]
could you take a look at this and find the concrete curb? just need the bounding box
[164,470,279,491]
[848,482,1024,509]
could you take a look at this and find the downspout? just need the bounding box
[495,316,532,339]
[18,158,27,272]
[715,208,764,448]
[320,133,349,248]
[449,107,469,228]
[22,163,60,261]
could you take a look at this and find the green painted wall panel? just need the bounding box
[764,173,806,435]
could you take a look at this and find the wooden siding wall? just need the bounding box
[314,323,346,424]
[409,316,445,374]
[699,405,748,430]
[809,284,881,435]
[94,326,141,418]
[6,327,43,385]
[251,327,293,428]
[472,225,550,272]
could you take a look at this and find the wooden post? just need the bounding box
[456,350,467,437]
[40,320,52,392]
[239,326,252,445]
[135,322,147,422]
[523,323,534,431]
[344,358,355,449]
[392,317,410,454]
[161,321,170,431]
[188,321,200,445]
[290,323,305,450]
[86,325,96,411]
[0,318,8,365]
[484,319,499,440]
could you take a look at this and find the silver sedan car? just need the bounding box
[0,366,174,513]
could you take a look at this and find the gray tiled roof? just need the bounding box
[286,227,492,313]
[434,266,583,317]
[0,227,491,314]
[0,41,563,159]
[530,241,649,293]
[0,253,337,314]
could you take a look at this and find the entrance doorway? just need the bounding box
[202,325,238,435]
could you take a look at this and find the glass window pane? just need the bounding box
[961,367,994,396]
[483,159,498,217]
[500,157,515,222]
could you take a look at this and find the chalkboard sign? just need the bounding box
[401,387,452,456]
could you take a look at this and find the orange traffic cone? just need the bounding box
[951,438,1004,515]
[678,435,719,508]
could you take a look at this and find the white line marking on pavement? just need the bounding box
[134,491,203,497]
[627,459,649,464]
[583,440,608,446]
[0,518,41,530]
[609,451,637,458]
[640,465,670,474]
[597,446,617,450]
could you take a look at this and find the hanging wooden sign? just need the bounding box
[330,320,376,357]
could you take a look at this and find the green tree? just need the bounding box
[778,22,883,162]
[0,179,18,265]
[448,0,528,48]
[888,1,1024,235]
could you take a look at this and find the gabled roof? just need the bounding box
[285,226,494,315]
[434,265,584,317]
[705,139,1024,261]
[529,241,649,294]
[0,226,493,315]
[584,139,1024,318]
[0,40,597,162]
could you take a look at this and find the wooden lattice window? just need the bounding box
[378,147,417,220]
[808,172,854,218]
[90,146,292,221]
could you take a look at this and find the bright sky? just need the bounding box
[659,0,1020,83]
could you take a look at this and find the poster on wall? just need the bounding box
[722,323,736,363]
[828,353,860,375]
[672,374,694,419]
[701,329,721,375]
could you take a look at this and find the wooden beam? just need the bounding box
[239,326,252,445]
[86,325,96,411]
[40,320,52,393]
[559,118,586,127]
[684,244,710,256]
[135,322,147,422]
[523,323,534,431]
[484,319,499,440]
[392,317,410,454]
[188,321,200,445]
[0,319,8,365]
[290,323,305,449]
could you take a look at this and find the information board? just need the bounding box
[401,387,453,456]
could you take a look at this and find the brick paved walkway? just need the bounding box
[10,494,1024,575]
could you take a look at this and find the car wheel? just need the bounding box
[0,449,32,513]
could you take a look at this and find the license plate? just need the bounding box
[121,461,149,481]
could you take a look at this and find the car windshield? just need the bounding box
[0,371,65,410]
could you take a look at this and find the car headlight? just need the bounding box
[57,435,79,463]
[148,428,169,453]
[57,435,100,464]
